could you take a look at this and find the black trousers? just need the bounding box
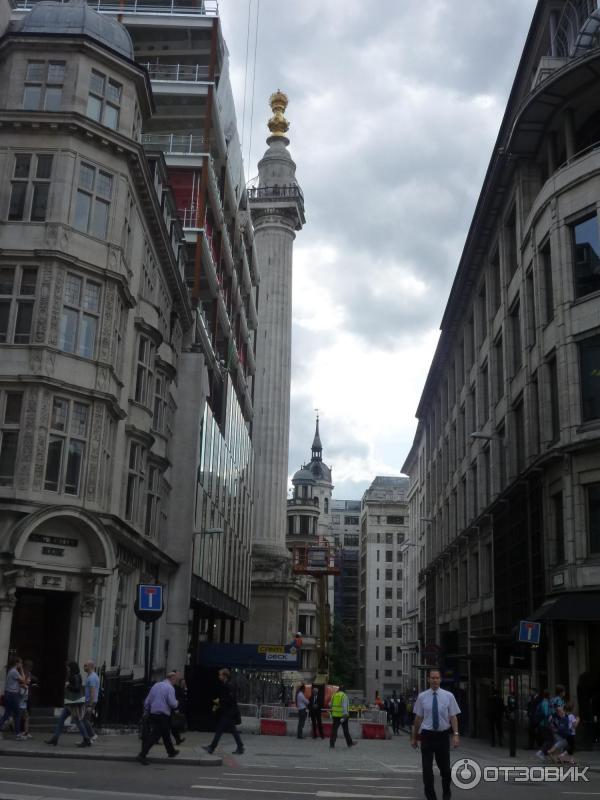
[420,729,451,800]
[209,713,243,751]
[330,716,353,747]
[488,714,503,746]
[297,708,307,738]
[140,713,176,757]
[310,710,324,739]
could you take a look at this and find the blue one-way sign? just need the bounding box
[518,620,541,644]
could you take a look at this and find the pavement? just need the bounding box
[1,726,600,772]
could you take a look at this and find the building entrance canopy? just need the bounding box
[531,591,600,621]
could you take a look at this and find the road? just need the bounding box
[0,755,597,800]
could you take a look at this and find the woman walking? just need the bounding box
[295,683,309,739]
[46,662,91,747]
[202,668,244,755]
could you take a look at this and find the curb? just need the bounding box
[0,747,222,767]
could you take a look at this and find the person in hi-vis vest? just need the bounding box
[329,686,356,749]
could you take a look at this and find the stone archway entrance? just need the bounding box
[10,589,73,706]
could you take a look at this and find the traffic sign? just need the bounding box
[135,583,164,622]
[518,620,541,644]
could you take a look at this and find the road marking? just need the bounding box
[192,786,313,795]
[221,773,411,783]
[0,780,224,800]
[0,766,76,774]
[317,794,415,799]
[214,776,415,788]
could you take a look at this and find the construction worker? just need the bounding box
[329,686,356,749]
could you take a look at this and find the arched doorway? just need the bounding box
[4,508,114,706]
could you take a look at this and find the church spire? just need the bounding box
[311,413,322,461]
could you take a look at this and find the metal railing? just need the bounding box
[247,184,304,203]
[142,63,211,83]
[142,133,208,155]
[178,207,202,229]
[15,0,218,14]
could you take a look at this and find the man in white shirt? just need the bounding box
[411,669,461,800]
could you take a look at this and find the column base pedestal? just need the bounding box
[245,547,303,646]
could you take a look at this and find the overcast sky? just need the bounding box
[219,0,538,500]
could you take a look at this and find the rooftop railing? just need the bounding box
[142,133,208,155]
[15,0,218,14]
[142,63,211,82]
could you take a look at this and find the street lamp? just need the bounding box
[469,431,504,442]
[196,527,224,536]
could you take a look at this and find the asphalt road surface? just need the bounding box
[0,756,598,800]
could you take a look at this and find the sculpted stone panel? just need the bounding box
[49,268,65,348]
[32,389,51,491]
[100,283,116,363]
[86,403,105,504]
[16,390,37,490]
[34,264,54,344]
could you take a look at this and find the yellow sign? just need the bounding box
[258,645,285,654]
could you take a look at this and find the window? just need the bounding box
[332,515,340,524]
[0,266,37,344]
[396,568,402,581]
[112,297,126,374]
[385,568,393,581]
[509,299,522,375]
[135,336,155,406]
[385,646,392,661]
[387,516,404,525]
[385,532,393,544]
[494,334,504,401]
[396,626,402,638]
[480,363,489,425]
[8,153,52,222]
[384,606,392,618]
[579,335,600,422]
[44,397,89,494]
[513,400,525,473]
[23,61,64,111]
[541,241,554,322]
[396,532,404,545]
[384,625,392,638]
[385,587,393,600]
[58,273,101,358]
[324,498,329,514]
[153,372,169,433]
[74,162,113,238]
[552,492,565,564]
[86,69,122,130]
[0,392,22,485]
[490,248,501,312]
[125,440,146,523]
[344,533,358,546]
[396,605,402,617]
[526,268,536,346]
[385,550,393,562]
[548,357,560,442]
[572,215,600,298]
[145,465,160,539]
[477,282,487,345]
[505,205,518,280]
[587,483,600,554]
[344,515,359,525]
[396,587,402,599]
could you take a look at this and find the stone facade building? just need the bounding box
[0,0,257,703]
[359,476,409,702]
[402,0,600,738]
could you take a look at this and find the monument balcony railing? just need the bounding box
[247,184,304,203]
[15,0,218,13]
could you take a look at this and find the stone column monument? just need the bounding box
[246,92,305,643]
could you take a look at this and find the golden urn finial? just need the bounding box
[267,89,290,137]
